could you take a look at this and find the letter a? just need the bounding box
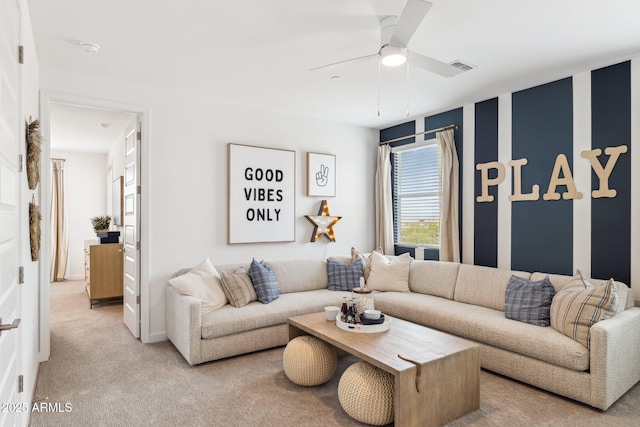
[543,154,583,201]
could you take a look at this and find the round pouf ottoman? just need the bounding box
[338,361,394,425]
[283,336,337,386]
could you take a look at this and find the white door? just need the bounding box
[123,118,141,338]
[0,0,23,425]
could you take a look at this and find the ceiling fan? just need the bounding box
[312,0,463,78]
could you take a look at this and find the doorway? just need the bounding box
[40,94,149,361]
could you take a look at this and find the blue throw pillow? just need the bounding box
[505,275,556,327]
[327,258,363,291]
[248,259,280,304]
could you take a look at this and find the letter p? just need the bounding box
[476,161,505,203]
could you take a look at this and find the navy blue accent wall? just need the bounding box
[424,109,464,260]
[380,121,415,147]
[474,98,499,267]
[511,78,574,275]
[424,109,464,152]
[591,62,631,285]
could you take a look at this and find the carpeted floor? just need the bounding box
[30,280,640,426]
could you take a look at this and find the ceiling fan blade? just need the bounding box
[310,53,379,72]
[390,0,433,47]
[410,51,463,77]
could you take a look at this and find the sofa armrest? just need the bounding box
[166,285,202,365]
[589,306,640,409]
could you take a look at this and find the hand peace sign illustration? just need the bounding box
[315,164,329,187]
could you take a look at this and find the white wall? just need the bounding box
[50,150,108,279]
[40,70,378,342]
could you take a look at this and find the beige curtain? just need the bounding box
[375,144,395,254]
[50,158,69,282]
[437,129,460,262]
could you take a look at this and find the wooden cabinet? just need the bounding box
[84,240,123,308]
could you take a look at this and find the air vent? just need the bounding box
[448,60,476,72]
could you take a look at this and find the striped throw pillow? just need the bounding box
[550,271,618,349]
[220,269,257,308]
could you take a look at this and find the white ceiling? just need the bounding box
[50,103,135,154]
[27,0,640,131]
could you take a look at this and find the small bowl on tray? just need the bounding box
[360,314,385,325]
[361,309,381,320]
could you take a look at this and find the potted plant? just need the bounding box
[90,215,111,233]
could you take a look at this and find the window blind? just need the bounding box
[392,142,441,246]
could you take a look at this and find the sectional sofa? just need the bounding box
[165,256,640,410]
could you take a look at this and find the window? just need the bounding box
[392,139,440,247]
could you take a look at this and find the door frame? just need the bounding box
[39,92,151,358]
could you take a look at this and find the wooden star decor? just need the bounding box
[305,200,342,242]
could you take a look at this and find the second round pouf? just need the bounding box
[283,335,337,386]
[338,361,395,425]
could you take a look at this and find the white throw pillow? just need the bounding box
[366,251,411,292]
[169,258,228,314]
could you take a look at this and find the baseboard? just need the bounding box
[68,275,84,281]
[148,331,167,343]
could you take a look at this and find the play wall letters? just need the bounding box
[476,145,628,202]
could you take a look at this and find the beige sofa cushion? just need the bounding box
[374,292,589,372]
[530,272,580,292]
[266,259,328,293]
[454,264,530,311]
[201,289,350,339]
[215,262,249,275]
[328,255,353,265]
[408,260,460,299]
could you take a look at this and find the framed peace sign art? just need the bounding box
[307,152,336,197]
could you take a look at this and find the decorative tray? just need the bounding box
[335,314,391,333]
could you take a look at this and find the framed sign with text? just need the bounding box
[228,143,296,243]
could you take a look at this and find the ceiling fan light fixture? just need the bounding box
[380,45,407,67]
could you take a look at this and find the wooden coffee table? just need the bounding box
[288,312,479,427]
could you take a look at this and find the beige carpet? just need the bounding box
[30,280,640,426]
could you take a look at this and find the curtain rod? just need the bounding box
[378,124,458,146]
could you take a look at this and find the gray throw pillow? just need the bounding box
[327,258,363,291]
[505,275,555,327]
[248,259,280,304]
